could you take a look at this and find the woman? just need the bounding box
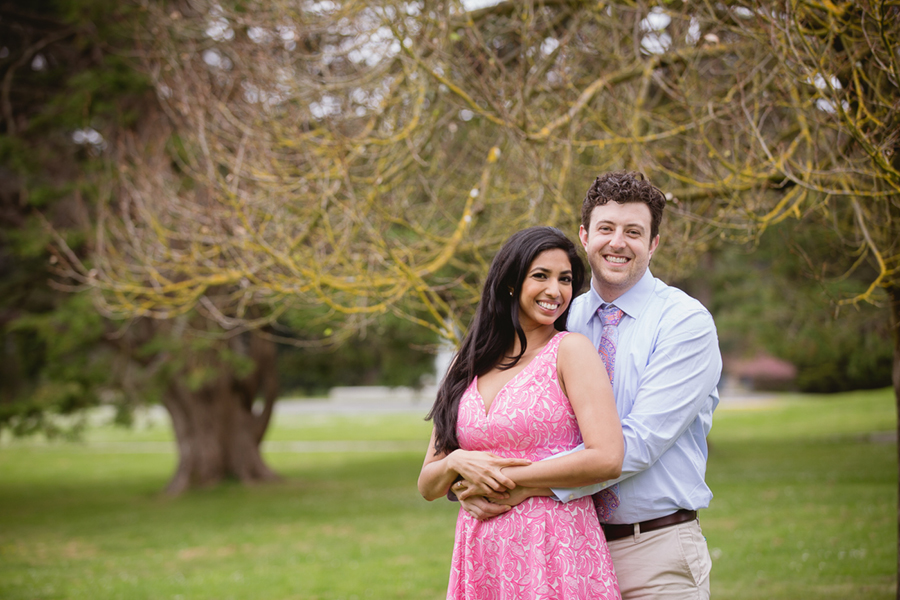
[418,226,624,600]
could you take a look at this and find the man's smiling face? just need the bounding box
[579,201,659,302]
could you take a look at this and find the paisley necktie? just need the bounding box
[593,304,623,522]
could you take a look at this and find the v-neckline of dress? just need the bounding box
[474,333,560,417]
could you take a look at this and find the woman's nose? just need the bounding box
[546,279,560,297]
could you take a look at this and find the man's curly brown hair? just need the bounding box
[581,171,666,241]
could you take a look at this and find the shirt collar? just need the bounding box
[586,269,656,320]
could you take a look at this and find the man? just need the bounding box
[456,171,721,599]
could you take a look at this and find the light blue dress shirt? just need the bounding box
[551,269,722,525]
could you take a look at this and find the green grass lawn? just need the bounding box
[0,389,895,599]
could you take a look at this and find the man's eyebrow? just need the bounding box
[595,219,645,230]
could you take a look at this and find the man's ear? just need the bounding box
[579,224,589,249]
[648,234,660,260]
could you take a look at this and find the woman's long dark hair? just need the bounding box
[427,226,585,455]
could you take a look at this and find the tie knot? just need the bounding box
[598,305,624,327]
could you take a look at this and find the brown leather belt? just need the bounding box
[601,509,697,542]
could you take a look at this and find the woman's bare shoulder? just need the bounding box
[557,331,600,367]
[558,331,594,352]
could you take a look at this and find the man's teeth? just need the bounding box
[606,256,628,263]
[537,301,557,310]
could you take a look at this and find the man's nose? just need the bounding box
[609,228,626,248]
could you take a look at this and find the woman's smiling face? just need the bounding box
[517,248,574,331]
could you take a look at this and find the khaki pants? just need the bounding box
[606,519,711,600]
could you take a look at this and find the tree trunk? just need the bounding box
[162,333,280,495]
[890,285,900,600]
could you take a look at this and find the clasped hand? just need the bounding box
[447,450,533,521]
[455,480,539,520]
[447,449,530,497]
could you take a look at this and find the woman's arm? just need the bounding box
[417,428,532,501]
[487,333,624,489]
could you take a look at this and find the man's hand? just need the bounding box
[453,478,509,501]
[454,480,551,521]
[458,495,511,521]
[491,485,552,506]
[448,450,531,495]
[460,479,509,501]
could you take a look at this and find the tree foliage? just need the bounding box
[682,220,893,393]
[691,1,899,303]
[0,0,155,435]
[278,312,439,396]
[54,0,732,344]
[59,1,896,338]
[0,0,290,493]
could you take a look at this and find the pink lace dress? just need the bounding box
[448,332,620,600]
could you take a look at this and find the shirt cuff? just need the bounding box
[551,480,610,503]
